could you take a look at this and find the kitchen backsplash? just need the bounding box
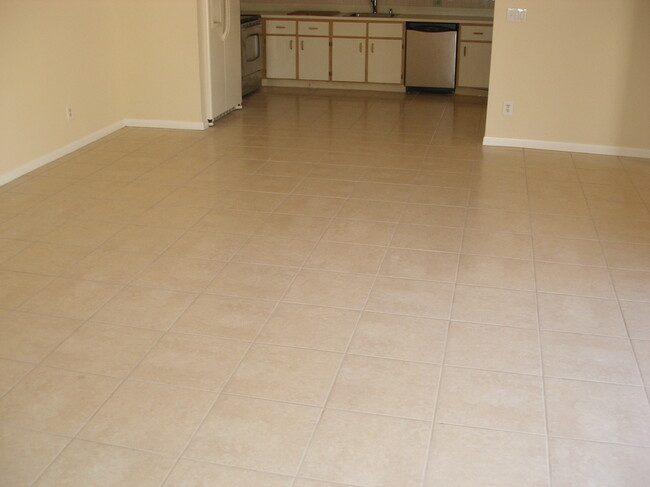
[243,0,495,9]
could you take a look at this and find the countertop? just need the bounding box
[246,11,493,25]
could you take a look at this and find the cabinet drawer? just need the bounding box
[368,22,403,39]
[460,25,493,41]
[266,20,297,35]
[298,21,329,36]
[333,21,367,37]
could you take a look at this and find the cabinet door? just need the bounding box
[265,35,296,79]
[298,37,330,81]
[367,39,403,84]
[331,38,366,82]
[457,42,492,89]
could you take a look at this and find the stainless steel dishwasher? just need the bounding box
[405,23,458,92]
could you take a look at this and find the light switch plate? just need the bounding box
[507,8,527,22]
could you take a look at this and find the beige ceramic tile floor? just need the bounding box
[1,88,650,486]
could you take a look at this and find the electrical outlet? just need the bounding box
[507,8,527,22]
[66,106,73,120]
[503,101,514,116]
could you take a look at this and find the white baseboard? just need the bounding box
[0,121,125,187]
[483,136,650,159]
[124,119,208,130]
[1,118,210,186]
[262,79,406,93]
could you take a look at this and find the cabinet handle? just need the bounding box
[308,27,318,30]
[473,32,484,35]
[371,42,374,53]
[290,39,293,50]
[359,42,363,53]
[464,46,467,56]
[301,40,304,51]
[276,25,286,29]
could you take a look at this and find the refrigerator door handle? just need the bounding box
[222,0,231,40]
[210,0,222,24]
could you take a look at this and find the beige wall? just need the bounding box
[0,0,121,177]
[0,0,205,182]
[485,0,650,154]
[116,0,203,123]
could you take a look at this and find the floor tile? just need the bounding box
[284,269,375,310]
[379,248,458,282]
[164,459,293,487]
[451,284,537,328]
[275,195,344,218]
[465,208,530,234]
[0,359,32,397]
[255,214,330,241]
[40,220,125,248]
[63,249,157,284]
[0,311,81,362]
[234,236,315,266]
[0,271,52,309]
[541,331,641,384]
[100,224,183,254]
[225,344,342,406]
[610,269,650,301]
[166,230,246,261]
[0,366,118,436]
[328,354,440,420]
[531,213,597,239]
[0,424,69,487]
[44,323,159,377]
[132,333,248,390]
[533,235,605,266]
[34,440,174,487]
[602,242,650,271]
[80,380,215,455]
[549,437,650,487]
[133,255,225,292]
[1,242,91,276]
[300,409,430,487]
[436,366,546,434]
[401,204,466,227]
[620,301,650,339]
[172,294,276,341]
[462,229,532,260]
[535,262,615,298]
[92,286,196,330]
[207,262,297,299]
[457,254,535,291]
[391,223,463,252]
[258,303,359,352]
[445,321,541,375]
[537,293,627,336]
[186,395,320,475]
[348,312,447,363]
[545,377,650,445]
[632,340,650,387]
[20,277,121,320]
[323,218,396,246]
[366,277,454,319]
[424,424,548,487]
[306,241,386,275]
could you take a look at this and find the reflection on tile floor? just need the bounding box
[1,88,650,486]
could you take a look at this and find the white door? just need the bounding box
[206,0,242,120]
[332,38,366,82]
[367,39,403,84]
[298,37,329,81]
[266,36,297,79]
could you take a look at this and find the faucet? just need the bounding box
[370,0,378,14]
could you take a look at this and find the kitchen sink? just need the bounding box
[347,12,398,18]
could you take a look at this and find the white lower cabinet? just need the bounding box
[298,37,330,81]
[457,41,492,89]
[266,35,296,79]
[367,38,403,84]
[332,37,366,82]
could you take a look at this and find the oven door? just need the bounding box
[241,23,263,77]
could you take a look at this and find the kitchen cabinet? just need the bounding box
[332,37,366,82]
[299,37,330,80]
[266,35,296,79]
[457,24,492,89]
[367,39,403,84]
